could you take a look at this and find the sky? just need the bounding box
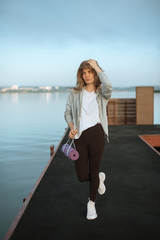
[0,0,160,87]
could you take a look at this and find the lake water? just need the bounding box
[0,91,160,239]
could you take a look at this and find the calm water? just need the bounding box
[0,91,160,239]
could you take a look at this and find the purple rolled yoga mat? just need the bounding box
[69,149,79,160]
[61,144,69,156]
[61,143,79,160]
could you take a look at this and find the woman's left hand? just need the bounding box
[87,59,102,73]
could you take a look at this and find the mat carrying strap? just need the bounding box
[64,138,77,157]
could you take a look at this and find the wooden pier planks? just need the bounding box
[4,125,160,240]
[139,134,160,156]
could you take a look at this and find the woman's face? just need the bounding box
[82,68,95,85]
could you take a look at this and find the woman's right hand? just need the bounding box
[69,128,78,139]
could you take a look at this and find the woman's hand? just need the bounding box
[87,59,102,73]
[69,128,78,139]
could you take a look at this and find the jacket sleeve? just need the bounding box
[98,71,112,100]
[64,91,73,124]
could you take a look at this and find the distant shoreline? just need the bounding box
[0,86,160,94]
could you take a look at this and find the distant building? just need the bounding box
[39,86,52,90]
[46,86,52,90]
[11,85,19,90]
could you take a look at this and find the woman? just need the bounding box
[64,59,112,220]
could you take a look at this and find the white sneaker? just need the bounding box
[98,172,106,195]
[86,199,97,220]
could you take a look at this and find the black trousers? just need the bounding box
[74,123,105,201]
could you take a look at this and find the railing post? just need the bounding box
[114,101,116,125]
[50,145,54,156]
[125,100,127,124]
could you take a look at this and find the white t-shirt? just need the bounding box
[75,89,101,139]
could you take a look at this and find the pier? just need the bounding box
[4,124,160,240]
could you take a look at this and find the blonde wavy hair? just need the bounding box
[73,60,103,93]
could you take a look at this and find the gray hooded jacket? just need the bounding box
[64,71,112,142]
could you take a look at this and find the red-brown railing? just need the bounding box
[107,98,136,125]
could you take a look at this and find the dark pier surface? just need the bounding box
[6,125,160,240]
